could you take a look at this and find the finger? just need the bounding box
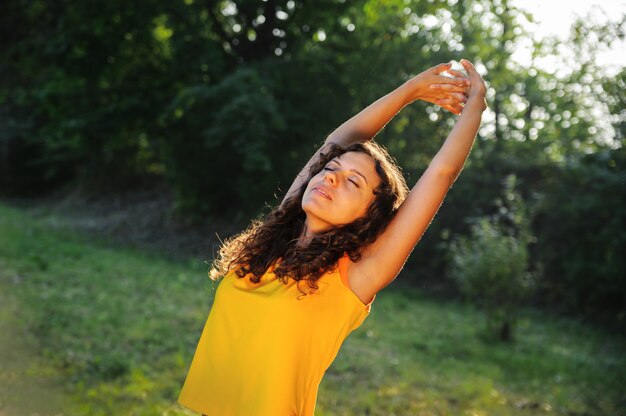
[429,83,467,93]
[460,59,478,76]
[444,104,461,115]
[451,102,464,114]
[438,97,465,111]
[435,75,470,87]
[447,92,467,103]
[447,69,470,81]
[432,62,453,74]
[436,98,456,107]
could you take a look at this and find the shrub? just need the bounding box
[447,175,535,342]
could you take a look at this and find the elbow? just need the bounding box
[432,163,460,186]
[446,168,461,186]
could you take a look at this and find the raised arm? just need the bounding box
[349,59,487,303]
[280,63,470,208]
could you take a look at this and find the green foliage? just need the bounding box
[601,67,626,145]
[447,175,535,341]
[534,148,626,326]
[0,0,178,192]
[158,67,287,216]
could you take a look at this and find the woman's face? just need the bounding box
[301,151,382,235]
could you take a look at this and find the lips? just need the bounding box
[313,186,332,200]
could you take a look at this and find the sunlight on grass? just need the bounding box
[1,202,625,415]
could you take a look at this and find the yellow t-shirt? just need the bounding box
[177,253,376,415]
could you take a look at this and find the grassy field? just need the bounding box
[0,201,624,416]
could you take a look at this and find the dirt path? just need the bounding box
[0,280,70,415]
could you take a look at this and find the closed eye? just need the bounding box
[323,167,360,188]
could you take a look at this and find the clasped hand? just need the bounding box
[405,59,487,115]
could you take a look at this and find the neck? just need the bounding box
[298,219,329,247]
[296,223,313,248]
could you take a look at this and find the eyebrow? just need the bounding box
[329,159,369,185]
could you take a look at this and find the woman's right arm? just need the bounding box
[279,81,412,208]
[325,62,470,142]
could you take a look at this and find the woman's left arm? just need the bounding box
[350,59,487,302]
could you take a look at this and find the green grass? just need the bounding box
[0,202,624,415]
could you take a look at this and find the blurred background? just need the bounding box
[0,0,624,415]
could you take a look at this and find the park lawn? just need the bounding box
[0,202,624,416]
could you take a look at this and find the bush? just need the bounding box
[447,175,535,342]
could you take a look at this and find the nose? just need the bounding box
[323,169,337,185]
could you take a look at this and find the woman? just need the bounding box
[178,59,487,415]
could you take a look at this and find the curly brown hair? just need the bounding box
[209,140,409,298]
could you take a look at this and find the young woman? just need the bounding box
[178,59,487,415]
